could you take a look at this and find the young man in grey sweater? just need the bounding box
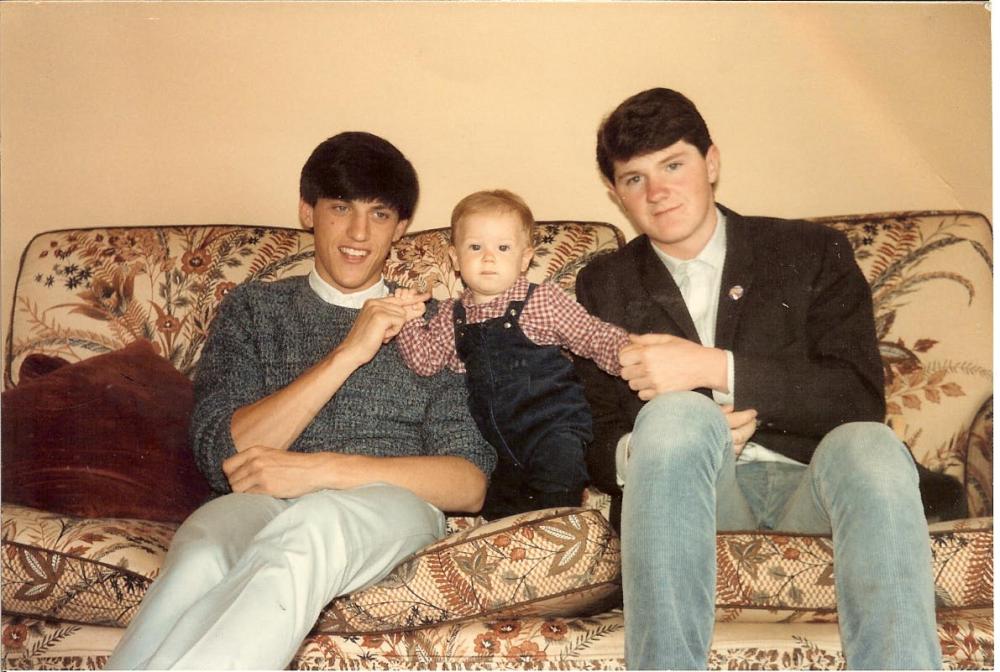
[108,132,495,670]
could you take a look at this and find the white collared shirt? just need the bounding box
[308,267,388,308]
[615,208,803,486]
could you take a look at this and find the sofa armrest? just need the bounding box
[964,396,993,518]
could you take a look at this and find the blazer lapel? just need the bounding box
[715,206,755,350]
[635,236,701,342]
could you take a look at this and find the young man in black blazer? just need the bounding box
[574,88,942,669]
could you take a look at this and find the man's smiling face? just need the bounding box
[300,197,408,293]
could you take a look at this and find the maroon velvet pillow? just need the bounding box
[1,340,212,522]
[18,353,71,381]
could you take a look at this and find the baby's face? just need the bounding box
[449,210,534,305]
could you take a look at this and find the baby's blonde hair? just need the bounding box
[450,189,535,243]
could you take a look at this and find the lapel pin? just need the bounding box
[728,285,744,301]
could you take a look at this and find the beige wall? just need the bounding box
[0,2,991,333]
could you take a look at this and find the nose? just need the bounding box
[482,249,495,262]
[346,211,370,241]
[647,174,670,203]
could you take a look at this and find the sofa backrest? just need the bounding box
[5,213,992,511]
[4,221,624,385]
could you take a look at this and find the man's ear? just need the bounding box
[520,246,534,273]
[706,145,721,185]
[392,219,410,242]
[299,200,315,231]
[447,246,460,272]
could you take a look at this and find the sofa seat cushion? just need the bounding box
[2,502,991,631]
[0,504,622,632]
[712,517,993,622]
[2,608,993,670]
[0,504,174,627]
[315,507,622,634]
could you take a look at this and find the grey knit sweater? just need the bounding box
[190,275,495,494]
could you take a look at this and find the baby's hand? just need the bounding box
[391,287,430,322]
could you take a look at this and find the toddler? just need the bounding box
[396,189,629,519]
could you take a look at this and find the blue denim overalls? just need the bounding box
[454,283,591,519]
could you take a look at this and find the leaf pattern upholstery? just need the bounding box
[1,212,993,668]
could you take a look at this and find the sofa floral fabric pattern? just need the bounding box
[6,222,624,387]
[818,212,993,508]
[2,502,991,630]
[2,212,993,670]
[382,222,625,300]
[7,227,315,383]
[6,215,989,503]
[1,505,171,627]
[2,609,993,670]
[317,508,621,635]
[964,397,994,518]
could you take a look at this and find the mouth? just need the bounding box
[338,246,369,260]
[653,204,682,217]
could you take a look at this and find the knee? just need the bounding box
[812,422,918,493]
[162,524,231,581]
[630,392,728,468]
[285,486,443,549]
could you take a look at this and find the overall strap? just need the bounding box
[504,282,537,324]
[453,298,468,323]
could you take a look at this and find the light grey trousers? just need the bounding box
[107,483,445,670]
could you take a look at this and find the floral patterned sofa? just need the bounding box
[1,211,993,670]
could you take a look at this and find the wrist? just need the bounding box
[313,451,351,490]
[330,341,370,371]
[704,347,728,391]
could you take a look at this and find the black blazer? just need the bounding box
[574,205,963,524]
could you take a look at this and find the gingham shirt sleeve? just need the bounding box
[396,299,466,375]
[521,282,630,376]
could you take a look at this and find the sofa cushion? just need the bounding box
[1,503,991,631]
[0,503,174,627]
[1,340,212,523]
[17,353,71,381]
[0,504,623,632]
[712,517,993,623]
[2,608,994,671]
[314,507,622,634]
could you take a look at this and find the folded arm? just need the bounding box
[191,288,422,492]
[224,449,487,511]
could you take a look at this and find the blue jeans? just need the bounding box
[621,392,941,670]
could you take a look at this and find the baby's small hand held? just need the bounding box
[392,286,429,322]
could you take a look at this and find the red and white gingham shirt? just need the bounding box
[397,276,629,376]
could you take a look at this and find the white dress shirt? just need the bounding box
[615,209,803,485]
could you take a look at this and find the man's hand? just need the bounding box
[223,446,330,498]
[335,292,430,366]
[619,333,728,400]
[722,405,758,457]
